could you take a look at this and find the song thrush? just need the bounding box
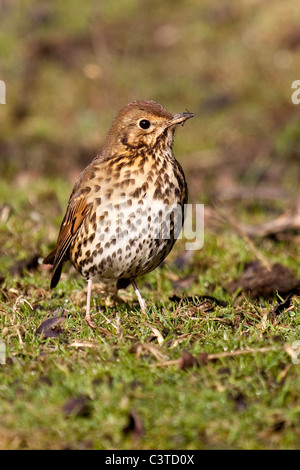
[44,100,194,327]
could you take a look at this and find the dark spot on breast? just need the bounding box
[117,162,127,171]
[90,212,96,225]
[122,178,135,187]
[153,187,162,199]
[130,187,142,198]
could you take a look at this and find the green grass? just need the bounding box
[1,179,300,450]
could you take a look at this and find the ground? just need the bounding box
[1,0,300,450]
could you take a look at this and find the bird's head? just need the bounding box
[102,100,194,156]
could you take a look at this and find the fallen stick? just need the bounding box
[151,345,282,368]
[241,211,300,238]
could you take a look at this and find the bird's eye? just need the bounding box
[138,119,151,130]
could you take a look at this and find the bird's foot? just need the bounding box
[85,313,97,329]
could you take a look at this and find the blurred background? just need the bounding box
[1,0,300,199]
[1,0,300,268]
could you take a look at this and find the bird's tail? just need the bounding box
[43,249,62,288]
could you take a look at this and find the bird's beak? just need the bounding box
[167,111,195,127]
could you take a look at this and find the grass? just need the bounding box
[1,180,300,450]
[1,0,300,450]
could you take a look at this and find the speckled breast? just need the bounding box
[69,149,187,283]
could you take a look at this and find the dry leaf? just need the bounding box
[227,261,300,299]
[62,395,92,418]
[145,323,164,344]
[36,311,67,338]
[179,350,198,370]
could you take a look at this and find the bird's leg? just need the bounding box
[85,278,96,328]
[131,279,147,314]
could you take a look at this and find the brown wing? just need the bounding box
[44,195,90,288]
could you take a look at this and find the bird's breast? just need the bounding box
[69,150,187,281]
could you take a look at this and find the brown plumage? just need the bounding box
[44,100,194,327]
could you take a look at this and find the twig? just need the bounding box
[241,211,300,238]
[151,345,281,368]
[69,340,98,348]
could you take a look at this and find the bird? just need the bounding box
[43,100,194,327]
